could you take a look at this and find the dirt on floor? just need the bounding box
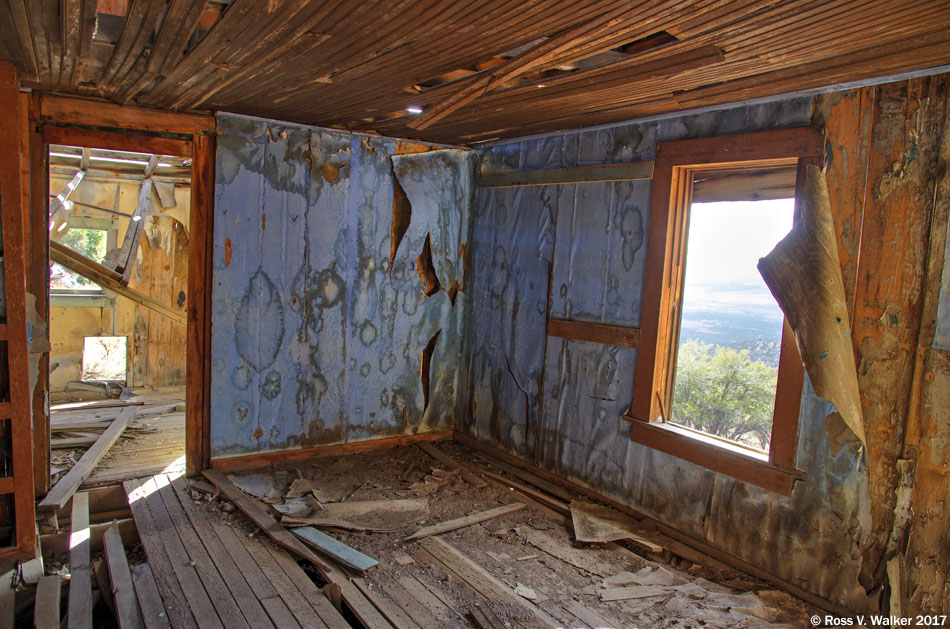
[184,441,820,628]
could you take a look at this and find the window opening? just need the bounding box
[669,199,794,452]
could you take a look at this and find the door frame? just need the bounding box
[30,93,216,482]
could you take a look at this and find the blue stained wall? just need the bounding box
[461,98,872,609]
[211,113,474,456]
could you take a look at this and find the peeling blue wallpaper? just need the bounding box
[462,98,872,609]
[211,113,474,456]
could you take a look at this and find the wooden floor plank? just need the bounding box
[129,476,221,628]
[41,407,137,510]
[68,492,92,629]
[353,578,421,629]
[0,563,15,628]
[235,532,330,629]
[34,575,63,629]
[261,539,351,629]
[153,475,250,628]
[398,575,462,625]
[103,521,145,629]
[380,580,442,629]
[562,598,617,629]
[167,476,274,628]
[129,563,171,629]
[259,595,303,629]
[125,479,196,628]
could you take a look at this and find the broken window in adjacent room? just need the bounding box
[50,225,108,291]
[669,198,793,453]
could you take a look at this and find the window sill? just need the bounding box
[50,292,112,308]
[623,415,805,496]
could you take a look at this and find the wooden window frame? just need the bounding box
[627,127,824,496]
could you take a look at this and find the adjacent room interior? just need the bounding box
[0,1,948,627]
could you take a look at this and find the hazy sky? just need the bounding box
[683,199,795,288]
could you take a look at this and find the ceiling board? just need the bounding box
[1,0,948,144]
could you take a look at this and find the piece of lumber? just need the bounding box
[68,492,92,629]
[34,575,63,628]
[352,578,421,629]
[481,471,570,516]
[50,240,186,326]
[104,521,145,629]
[418,537,558,627]
[280,515,394,532]
[561,599,617,629]
[480,162,654,188]
[39,408,137,511]
[202,470,330,573]
[600,585,672,601]
[129,564,171,629]
[405,503,525,542]
[291,526,379,573]
[94,557,117,619]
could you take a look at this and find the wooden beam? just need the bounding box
[38,408,137,511]
[547,319,640,349]
[407,3,671,130]
[210,431,453,473]
[43,126,192,157]
[68,492,92,629]
[50,240,187,326]
[480,161,654,188]
[37,93,214,137]
[0,60,36,558]
[186,131,214,476]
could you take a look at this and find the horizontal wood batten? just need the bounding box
[210,431,454,472]
[0,402,12,420]
[548,319,640,348]
[625,418,803,495]
[480,161,654,188]
[451,431,850,617]
[38,94,214,136]
[43,125,192,157]
[0,476,13,494]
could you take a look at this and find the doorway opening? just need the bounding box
[47,142,191,488]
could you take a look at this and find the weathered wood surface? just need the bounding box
[405,503,525,541]
[291,526,379,573]
[68,492,92,629]
[39,407,137,510]
[104,521,145,629]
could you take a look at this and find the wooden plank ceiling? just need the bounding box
[2,0,949,145]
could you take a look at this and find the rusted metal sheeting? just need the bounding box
[463,97,874,610]
[210,114,473,456]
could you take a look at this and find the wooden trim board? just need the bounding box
[480,161,654,188]
[37,93,214,137]
[209,431,454,472]
[548,319,640,348]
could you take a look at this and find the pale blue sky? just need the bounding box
[683,199,795,288]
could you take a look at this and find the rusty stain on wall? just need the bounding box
[211,114,474,456]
